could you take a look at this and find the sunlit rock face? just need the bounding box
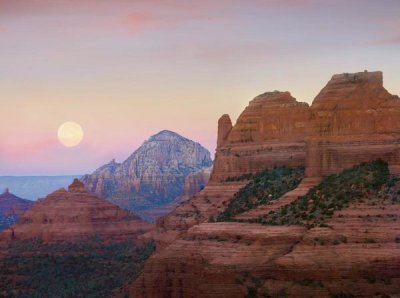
[155,92,310,241]
[128,71,400,297]
[306,71,400,177]
[212,91,310,182]
[81,130,212,220]
[0,180,152,243]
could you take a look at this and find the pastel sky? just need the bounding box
[0,0,399,175]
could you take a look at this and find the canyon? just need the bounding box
[81,130,212,221]
[129,71,400,297]
[0,70,399,298]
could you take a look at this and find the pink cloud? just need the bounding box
[121,12,167,34]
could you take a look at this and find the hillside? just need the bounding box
[0,189,33,231]
[129,71,400,297]
[0,180,155,297]
[81,130,212,221]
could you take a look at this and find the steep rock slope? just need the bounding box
[0,189,33,230]
[129,71,400,297]
[0,179,152,243]
[131,162,400,298]
[81,130,212,220]
[156,92,310,236]
[307,71,400,177]
[212,91,309,182]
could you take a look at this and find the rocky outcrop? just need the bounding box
[0,179,151,243]
[128,71,400,297]
[306,71,400,177]
[0,189,34,231]
[81,130,212,220]
[212,91,309,181]
[131,199,400,297]
[130,162,400,297]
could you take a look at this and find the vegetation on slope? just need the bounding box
[217,167,304,221]
[0,238,155,298]
[252,160,391,228]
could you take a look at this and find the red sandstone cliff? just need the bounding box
[154,91,310,238]
[306,71,400,177]
[212,91,309,182]
[128,71,400,298]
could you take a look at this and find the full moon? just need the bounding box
[57,122,84,147]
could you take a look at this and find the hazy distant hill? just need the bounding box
[0,176,79,200]
[0,189,34,230]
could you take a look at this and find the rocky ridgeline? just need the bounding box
[213,91,309,181]
[0,179,152,243]
[81,130,212,221]
[157,71,400,234]
[213,71,400,182]
[129,71,400,297]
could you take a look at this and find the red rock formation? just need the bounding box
[306,71,400,177]
[0,180,152,243]
[128,71,400,297]
[212,91,309,181]
[217,114,232,147]
[131,194,400,297]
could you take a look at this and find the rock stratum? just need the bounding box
[0,189,34,231]
[307,71,400,177]
[129,71,400,297]
[0,179,152,243]
[81,130,212,221]
[212,91,309,182]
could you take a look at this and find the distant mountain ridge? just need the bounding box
[0,175,79,200]
[81,130,213,221]
[0,189,34,230]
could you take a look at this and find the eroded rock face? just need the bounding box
[131,198,400,297]
[212,91,309,181]
[128,71,400,297]
[0,181,152,243]
[306,71,400,177]
[81,130,212,219]
[0,189,34,231]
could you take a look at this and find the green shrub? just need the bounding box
[217,167,304,221]
[254,160,391,227]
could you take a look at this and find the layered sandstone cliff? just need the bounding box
[155,92,310,237]
[128,71,400,297]
[0,179,152,243]
[81,130,212,220]
[306,71,400,177]
[212,91,309,181]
